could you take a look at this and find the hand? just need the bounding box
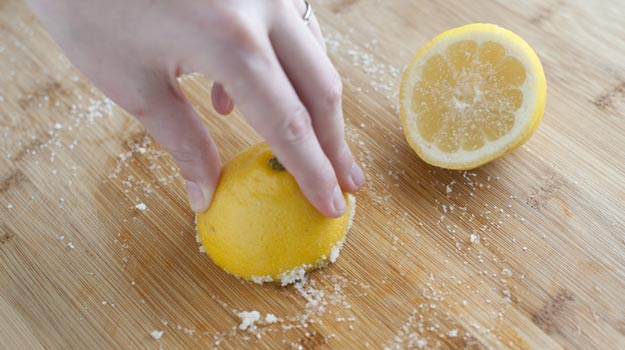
[26,0,365,217]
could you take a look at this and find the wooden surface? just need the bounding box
[2,0,625,349]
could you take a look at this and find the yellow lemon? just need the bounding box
[400,23,546,169]
[196,143,355,285]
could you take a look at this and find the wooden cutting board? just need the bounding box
[2,0,625,349]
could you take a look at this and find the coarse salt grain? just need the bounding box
[67,242,75,249]
[251,275,273,284]
[135,203,147,211]
[238,310,261,331]
[265,313,278,324]
[150,330,164,340]
[469,233,478,243]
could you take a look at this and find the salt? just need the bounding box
[265,313,278,324]
[135,203,147,211]
[238,311,261,331]
[150,330,164,340]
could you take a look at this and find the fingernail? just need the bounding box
[331,185,346,216]
[350,162,365,189]
[186,180,207,213]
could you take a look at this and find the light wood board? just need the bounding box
[2,0,625,349]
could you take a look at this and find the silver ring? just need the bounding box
[302,1,313,25]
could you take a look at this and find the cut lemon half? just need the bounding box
[196,143,355,285]
[400,23,546,169]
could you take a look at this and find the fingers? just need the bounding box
[117,70,222,213]
[270,2,364,194]
[211,82,235,115]
[197,37,345,217]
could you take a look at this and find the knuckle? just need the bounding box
[216,12,259,53]
[336,142,353,166]
[281,105,313,144]
[323,73,343,111]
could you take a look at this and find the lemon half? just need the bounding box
[196,143,355,285]
[400,23,546,169]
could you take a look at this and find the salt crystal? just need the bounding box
[329,240,344,263]
[251,275,273,284]
[279,266,307,286]
[101,300,107,305]
[54,123,63,129]
[135,203,147,211]
[238,310,260,331]
[67,242,75,249]
[150,330,164,340]
[6,203,12,209]
[501,268,512,277]
[469,233,478,243]
[448,329,458,337]
[198,246,206,253]
[265,313,278,324]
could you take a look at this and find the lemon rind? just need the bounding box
[248,194,356,286]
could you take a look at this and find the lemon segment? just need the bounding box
[196,143,355,284]
[400,23,546,169]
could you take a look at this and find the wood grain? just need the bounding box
[2,0,625,349]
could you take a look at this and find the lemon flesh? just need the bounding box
[196,143,355,285]
[400,23,546,169]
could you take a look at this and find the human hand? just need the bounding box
[26,0,365,217]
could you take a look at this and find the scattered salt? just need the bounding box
[135,203,147,211]
[469,233,479,244]
[265,313,278,324]
[448,329,458,337]
[279,266,307,286]
[251,275,273,284]
[198,246,206,253]
[6,203,12,209]
[329,240,344,263]
[150,330,164,340]
[238,311,261,331]
[67,242,75,249]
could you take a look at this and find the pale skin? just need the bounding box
[26,0,365,217]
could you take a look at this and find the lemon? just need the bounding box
[400,23,546,169]
[196,143,355,285]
